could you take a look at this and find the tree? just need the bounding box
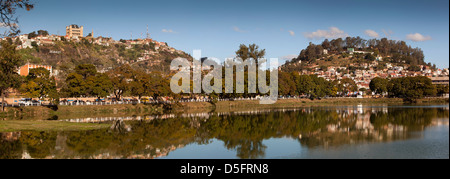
[108,64,134,100]
[63,73,86,98]
[31,41,38,51]
[0,0,34,37]
[335,78,358,96]
[86,73,112,98]
[278,71,297,96]
[407,65,421,72]
[321,39,331,51]
[74,64,97,79]
[37,30,49,36]
[63,64,112,98]
[148,71,171,99]
[297,42,323,62]
[130,70,150,99]
[369,77,389,95]
[309,75,332,99]
[388,76,436,102]
[436,85,449,96]
[27,31,37,39]
[365,53,376,61]
[295,74,313,95]
[19,67,58,102]
[235,44,266,61]
[0,41,22,111]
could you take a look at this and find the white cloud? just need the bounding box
[406,33,432,42]
[233,26,246,33]
[288,30,295,36]
[303,27,348,40]
[162,29,176,33]
[364,29,379,38]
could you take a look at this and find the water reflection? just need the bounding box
[0,105,448,159]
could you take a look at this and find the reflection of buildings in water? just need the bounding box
[88,144,185,159]
[21,150,32,159]
[431,118,449,126]
[13,132,187,159]
[322,108,420,147]
[355,113,374,132]
[63,108,307,123]
[1,132,21,141]
[6,106,446,158]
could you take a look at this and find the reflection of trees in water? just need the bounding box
[300,108,446,149]
[0,135,22,159]
[0,107,447,159]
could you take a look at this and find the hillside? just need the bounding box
[16,38,193,84]
[281,37,436,73]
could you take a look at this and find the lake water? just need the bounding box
[1,105,448,159]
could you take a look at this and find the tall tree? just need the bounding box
[0,41,22,111]
[20,67,58,103]
[63,64,112,98]
[235,44,265,61]
[108,64,134,100]
[86,73,112,98]
[369,77,389,95]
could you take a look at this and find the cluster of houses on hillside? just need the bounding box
[2,24,184,56]
[297,59,449,94]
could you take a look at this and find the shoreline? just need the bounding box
[176,97,449,112]
[0,97,448,132]
[1,97,448,119]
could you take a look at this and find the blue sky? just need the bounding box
[16,0,449,68]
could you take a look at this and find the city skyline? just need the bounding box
[15,0,450,68]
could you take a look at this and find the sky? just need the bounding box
[15,0,450,68]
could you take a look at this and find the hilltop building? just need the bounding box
[66,24,84,39]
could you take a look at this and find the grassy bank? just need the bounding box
[0,103,163,120]
[174,97,449,113]
[54,103,164,119]
[0,120,111,132]
[0,97,447,132]
[0,106,54,120]
[1,97,448,120]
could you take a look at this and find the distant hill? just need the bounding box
[281,37,435,72]
[15,38,193,83]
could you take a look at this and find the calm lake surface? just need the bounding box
[1,104,448,159]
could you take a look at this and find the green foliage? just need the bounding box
[365,53,376,61]
[19,67,58,101]
[0,41,22,103]
[28,31,37,39]
[107,65,134,99]
[63,64,112,98]
[37,30,49,36]
[388,76,436,102]
[369,77,389,95]
[297,42,324,62]
[436,85,449,95]
[334,78,358,96]
[2,106,445,159]
[284,37,427,71]
[407,65,422,72]
[235,44,266,60]
[278,73,334,99]
[278,71,297,96]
